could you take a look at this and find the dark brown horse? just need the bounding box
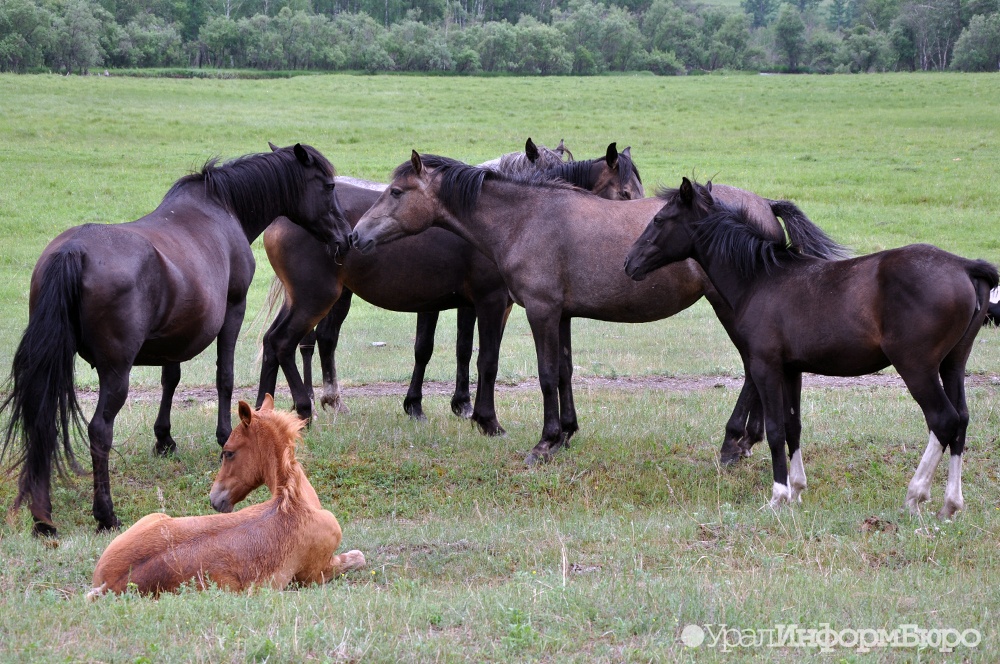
[0,144,351,536]
[349,153,823,465]
[258,142,643,436]
[624,178,997,517]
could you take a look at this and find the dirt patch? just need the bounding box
[71,372,1000,406]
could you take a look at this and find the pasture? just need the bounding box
[0,72,999,661]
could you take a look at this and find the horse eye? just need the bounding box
[390,188,402,199]
[620,191,632,201]
[325,182,336,191]
[221,450,234,461]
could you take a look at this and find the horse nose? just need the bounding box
[348,230,360,248]
[209,486,232,513]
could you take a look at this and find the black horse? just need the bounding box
[625,178,997,518]
[1,144,351,536]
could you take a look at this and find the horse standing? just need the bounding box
[1,144,351,536]
[88,396,364,597]
[349,153,828,465]
[258,142,643,436]
[624,178,997,517]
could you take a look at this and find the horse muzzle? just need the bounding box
[349,230,377,255]
[209,486,233,513]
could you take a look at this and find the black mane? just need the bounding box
[657,185,850,278]
[544,152,642,191]
[394,154,577,219]
[168,145,334,227]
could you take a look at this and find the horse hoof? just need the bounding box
[32,522,58,539]
[319,395,350,414]
[154,441,177,457]
[525,450,550,466]
[451,402,474,419]
[96,519,122,533]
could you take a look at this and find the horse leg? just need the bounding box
[937,355,973,518]
[215,299,246,446]
[897,365,960,516]
[258,305,290,410]
[719,374,763,466]
[470,296,512,437]
[152,362,181,456]
[524,306,565,465]
[90,366,130,531]
[748,360,791,508]
[451,306,475,419]
[558,317,579,445]
[404,311,437,421]
[317,290,352,413]
[265,302,334,422]
[299,328,317,404]
[784,372,806,502]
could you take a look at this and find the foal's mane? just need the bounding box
[395,154,578,219]
[254,407,309,512]
[657,184,850,278]
[544,151,642,191]
[168,145,335,226]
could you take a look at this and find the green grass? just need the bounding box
[0,72,999,661]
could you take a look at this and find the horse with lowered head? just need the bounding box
[88,395,364,598]
[0,143,351,537]
[625,178,998,518]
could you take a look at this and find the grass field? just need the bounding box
[0,72,999,662]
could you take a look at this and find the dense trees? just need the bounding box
[0,0,997,73]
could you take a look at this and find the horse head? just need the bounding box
[209,395,304,513]
[351,151,449,254]
[625,177,712,281]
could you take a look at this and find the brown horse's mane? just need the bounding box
[656,183,850,278]
[394,154,579,220]
[166,145,335,229]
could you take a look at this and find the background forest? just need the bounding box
[1,0,999,75]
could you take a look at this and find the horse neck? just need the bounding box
[688,226,755,313]
[432,180,533,263]
[266,447,321,512]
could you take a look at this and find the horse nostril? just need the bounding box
[348,231,359,247]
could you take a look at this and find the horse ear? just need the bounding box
[238,400,253,427]
[621,146,632,158]
[411,150,422,175]
[268,142,279,152]
[605,142,619,170]
[699,181,715,206]
[525,138,539,163]
[556,138,566,154]
[679,177,694,206]
[261,394,275,411]
[293,143,314,167]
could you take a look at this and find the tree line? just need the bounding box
[1,0,998,75]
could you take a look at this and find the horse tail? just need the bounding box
[769,199,852,260]
[0,245,88,520]
[967,260,999,318]
[251,276,289,364]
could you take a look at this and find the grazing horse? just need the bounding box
[0,144,351,536]
[87,396,365,598]
[349,153,832,465]
[258,142,643,435]
[624,178,997,517]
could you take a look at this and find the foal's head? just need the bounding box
[624,177,713,281]
[209,395,306,513]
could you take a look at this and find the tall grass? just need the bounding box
[0,72,998,661]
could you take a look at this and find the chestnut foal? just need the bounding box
[88,396,363,598]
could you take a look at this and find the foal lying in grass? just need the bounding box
[88,395,364,598]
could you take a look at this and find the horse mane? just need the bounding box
[545,152,642,191]
[167,145,335,226]
[486,145,567,174]
[656,184,850,278]
[255,407,309,513]
[394,154,578,220]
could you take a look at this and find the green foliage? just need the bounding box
[773,3,805,69]
[951,11,1000,69]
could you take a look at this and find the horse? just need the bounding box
[290,138,574,417]
[348,152,834,465]
[624,178,998,518]
[258,142,644,437]
[87,395,365,598]
[0,144,352,537]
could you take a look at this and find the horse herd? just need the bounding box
[2,140,997,596]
